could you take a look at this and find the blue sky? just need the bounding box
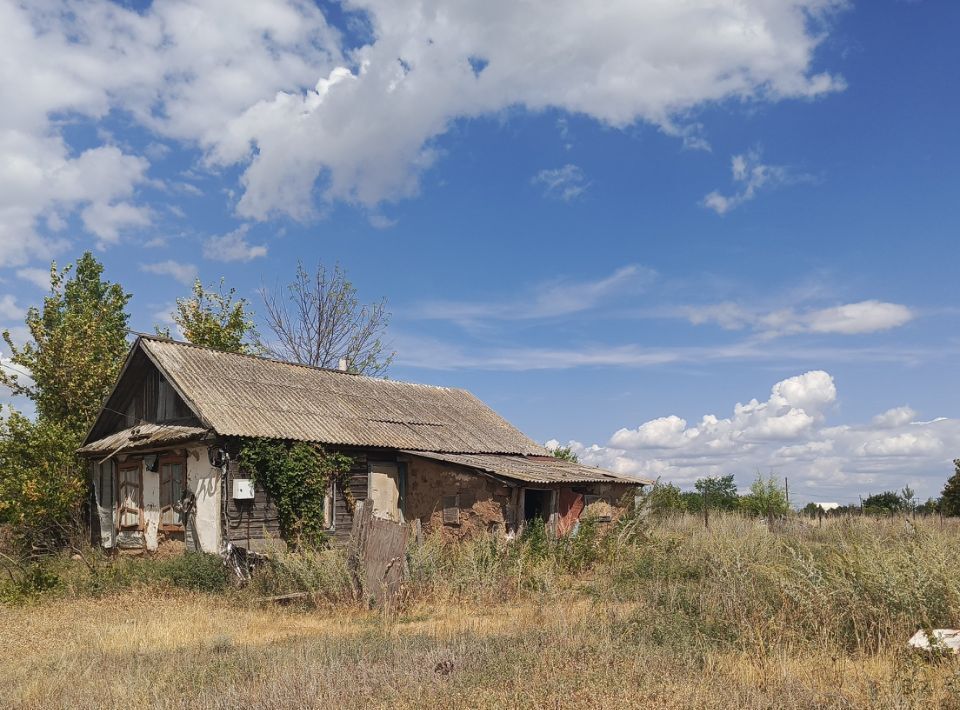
[1,0,959,505]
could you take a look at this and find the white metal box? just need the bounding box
[232,478,255,500]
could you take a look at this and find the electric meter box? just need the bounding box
[232,478,255,500]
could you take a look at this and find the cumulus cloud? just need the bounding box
[140,260,199,286]
[0,0,846,250]
[0,0,336,264]
[532,165,589,202]
[872,406,917,429]
[550,371,960,501]
[203,226,268,262]
[702,149,807,214]
[679,300,915,337]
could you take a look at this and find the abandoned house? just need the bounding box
[78,335,650,554]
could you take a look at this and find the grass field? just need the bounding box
[2,514,960,709]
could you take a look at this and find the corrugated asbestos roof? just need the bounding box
[402,451,653,485]
[78,423,210,455]
[140,337,547,455]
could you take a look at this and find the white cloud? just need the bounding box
[804,300,914,334]
[856,431,941,458]
[414,264,656,324]
[394,331,955,372]
[140,260,198,286]
[0,0,846,236]
[0,295,24,321]
[202,226,268,262]
[532,164,589,202]
[679,300,915,337]
[81,201,152,246]
[552,371,960,501]
[0,0,336,261]
[611,371,835,453]
[15,268,51,291]
[702,149,801,214]
[872,406,917,429]
[368,214,397,229]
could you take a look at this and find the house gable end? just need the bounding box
[83,339,206,444]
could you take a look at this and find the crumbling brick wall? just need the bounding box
[402,456,513,541]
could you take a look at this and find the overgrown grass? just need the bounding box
[2,513,960,708]
[0,551,230,603]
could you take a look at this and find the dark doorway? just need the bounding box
[524,489,551,522]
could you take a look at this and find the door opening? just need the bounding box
[523,489,551,523]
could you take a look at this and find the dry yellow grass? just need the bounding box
[2,514,960,709]
[1,590,958,709]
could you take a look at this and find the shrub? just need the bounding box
[161,553,230,593]
[0,560,62,603]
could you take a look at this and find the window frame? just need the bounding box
[158,453,188,532]
[117,460,143,531]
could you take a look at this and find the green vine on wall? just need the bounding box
[236,438,354,547]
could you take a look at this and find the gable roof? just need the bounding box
[124,335,547,455]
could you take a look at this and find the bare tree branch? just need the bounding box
[261,262,394,376]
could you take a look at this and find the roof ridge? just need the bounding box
[135,333,464,393]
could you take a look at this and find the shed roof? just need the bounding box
[402,451,652,485]
[78,423,210,456]
[135,336,547,455]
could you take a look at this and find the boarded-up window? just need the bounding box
[117,463,142,529]
[159,458,186,529]
[442,495,460,526]
[369,462,403,522]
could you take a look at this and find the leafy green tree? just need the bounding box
[863,491,905,515]
[159,279,261,354]
[0,409,82,540]
[941,460,960,516]
[741,475,789,517]
[1,253,131,437]
[548,445,579,463]
[917,497,941,516]
[695,474,739,512]
[900,485,916,514]
[647,481,686,514]
[680,491,704,512]
[0,253,130,548]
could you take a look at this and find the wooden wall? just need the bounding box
[87,348,200,442]
[223,459,281,548]
[221,444,377,548]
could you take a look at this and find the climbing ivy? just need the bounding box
[236,438,354,547]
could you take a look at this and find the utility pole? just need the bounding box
[784,477,790,508]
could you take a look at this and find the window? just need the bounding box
[117,463,142,529]
[159,457,187,529]
[96,461,115,509]
[157,377,178,421]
